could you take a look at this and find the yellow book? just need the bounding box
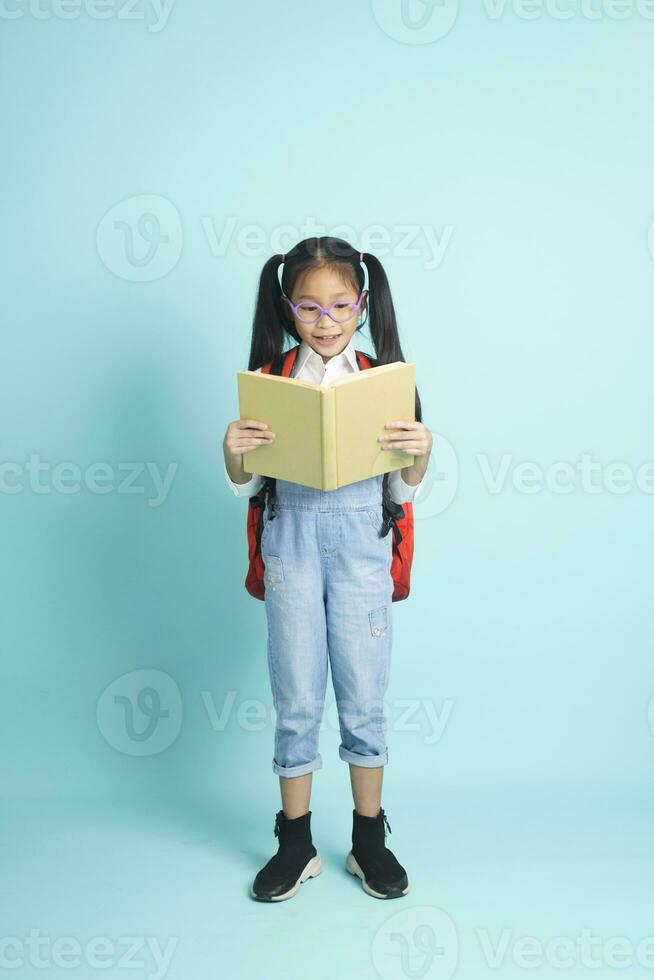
[237,361,416,491]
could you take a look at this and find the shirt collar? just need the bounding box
[294,335,359,377]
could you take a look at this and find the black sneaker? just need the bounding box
[346,807,410,899]
[251,809,322,902]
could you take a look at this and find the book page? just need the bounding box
[333,362,416,488]
[237,371,325,488]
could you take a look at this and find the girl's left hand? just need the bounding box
[379,421,433,456]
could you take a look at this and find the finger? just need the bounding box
[382,438,425,446]
[380,432,420,444]
[241,443,275,454]
[384,421,419,430]
[231,436,275,450]
[382,442,425,452]
[233,431,275,443]
[236,419,269,429]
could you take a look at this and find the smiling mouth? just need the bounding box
[314,334,341,341]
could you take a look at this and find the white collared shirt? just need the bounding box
[224,337,427,504]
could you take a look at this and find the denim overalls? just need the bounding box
[261,473,394,777]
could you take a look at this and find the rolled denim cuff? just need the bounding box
[339,745,388,767]
[272,752,323,778]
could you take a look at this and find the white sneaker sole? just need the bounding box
[251,853,323,902]
[345,851,411,899]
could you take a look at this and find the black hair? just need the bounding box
[247,236,422,422]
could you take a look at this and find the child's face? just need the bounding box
[287,265,367,364]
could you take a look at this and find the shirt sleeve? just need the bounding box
[387,462,429,505]
[224,458,265,498]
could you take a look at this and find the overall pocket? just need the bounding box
[368,605,388,638]
[263,555,284,589]
[365,505,385,536]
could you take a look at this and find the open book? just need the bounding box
[236,361,416,491]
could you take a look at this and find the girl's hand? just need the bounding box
[379,420,432,457]
[223,418,276,463]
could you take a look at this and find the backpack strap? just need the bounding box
[261,345,300,377]
[355,349,404,538]
[355,349,376,370]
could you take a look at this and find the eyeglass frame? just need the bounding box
[281,292,366,325]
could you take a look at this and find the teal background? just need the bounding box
[2,1,653,978]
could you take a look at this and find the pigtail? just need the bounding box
[365,252,423,424]
[247,254,295,371]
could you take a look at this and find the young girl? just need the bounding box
[222,237,432,902]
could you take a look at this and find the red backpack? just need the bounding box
[244,346,415,602]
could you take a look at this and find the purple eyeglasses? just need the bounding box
[282,293,365,325]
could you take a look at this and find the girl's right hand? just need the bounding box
[223,418,276,464]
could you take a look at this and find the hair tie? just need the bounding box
[359,252,364,262]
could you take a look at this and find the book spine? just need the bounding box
[321,387,337,490]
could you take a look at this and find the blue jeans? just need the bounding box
[261,474,394,778]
